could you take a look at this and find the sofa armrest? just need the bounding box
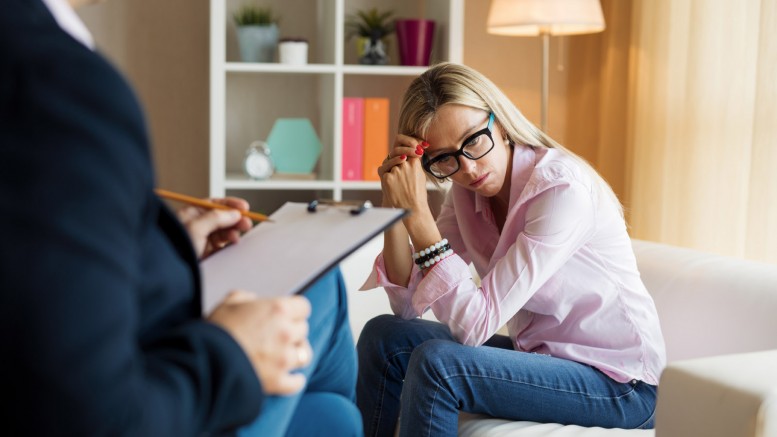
[655,349,777,437]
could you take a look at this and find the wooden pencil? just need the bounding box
[155,188,270,222]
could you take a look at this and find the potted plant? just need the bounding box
[233,4,280,63]
[345,8,395,65]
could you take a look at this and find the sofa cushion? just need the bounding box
[458,413,653,437]
[631,240,777,362]
[655,349,777,437]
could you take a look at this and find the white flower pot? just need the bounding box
[279,40,308,65]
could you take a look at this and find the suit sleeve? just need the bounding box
[0,33,263,436]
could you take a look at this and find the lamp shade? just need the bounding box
[487,0,605,36]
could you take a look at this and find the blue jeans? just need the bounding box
[239,268,363,437]
[357,315,657,437]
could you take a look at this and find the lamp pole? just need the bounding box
[486,0,606,133]
[541,31,549,132]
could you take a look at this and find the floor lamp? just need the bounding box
[486,0,605,132]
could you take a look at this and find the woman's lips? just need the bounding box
[469,173,489,188]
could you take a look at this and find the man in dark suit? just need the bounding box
[0,0,361,435]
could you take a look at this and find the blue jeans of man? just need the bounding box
[238,268,362,437]
[357,315,657,437]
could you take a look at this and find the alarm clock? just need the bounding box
[243,140,274,180]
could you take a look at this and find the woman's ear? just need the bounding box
[492,120,508,141]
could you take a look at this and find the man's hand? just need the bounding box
[207,292,312,396]
[176,197,253,259]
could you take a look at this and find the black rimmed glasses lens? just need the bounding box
[422,113,496,179]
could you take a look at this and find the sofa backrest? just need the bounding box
[632,239,777,362]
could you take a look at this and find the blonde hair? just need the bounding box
[398,62,622,215]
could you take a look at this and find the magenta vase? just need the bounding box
[395,19,436,66]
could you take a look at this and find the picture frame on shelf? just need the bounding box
[266,118,323,177]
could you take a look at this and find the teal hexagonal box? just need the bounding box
[266,118,323,174]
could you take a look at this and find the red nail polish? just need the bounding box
[401,154,407,160]
[422,141,430,148]
[415,145,423,155]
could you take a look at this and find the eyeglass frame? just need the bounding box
[421,112,496,180]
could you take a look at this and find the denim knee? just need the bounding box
[357,314,404,355]
[361,314,401,336]
[406,339,458,382]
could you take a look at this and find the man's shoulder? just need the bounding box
[2,0,60,53]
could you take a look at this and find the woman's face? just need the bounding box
[424,104,511,198]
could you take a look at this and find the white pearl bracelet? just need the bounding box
[412,238,449,261]
[421,248,454,269]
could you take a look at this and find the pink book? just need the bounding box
[342,97,364,181]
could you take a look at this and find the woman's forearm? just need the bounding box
[382,197,444,286]
[382,220,413,287]
[403,208,443,253]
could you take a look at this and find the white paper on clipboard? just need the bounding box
[200,201,406,314]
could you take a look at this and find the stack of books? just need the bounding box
[342,97,390,182]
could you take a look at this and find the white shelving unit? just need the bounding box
[210,0,463,213]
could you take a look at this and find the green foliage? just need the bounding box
[233,4,279,26]
[345,7,395,40]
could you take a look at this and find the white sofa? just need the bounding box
[340,239,777,437]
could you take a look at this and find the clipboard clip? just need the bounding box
[307,199,373,215]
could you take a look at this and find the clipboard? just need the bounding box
[200,201,407,313]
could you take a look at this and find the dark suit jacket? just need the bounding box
[0,1,263,435]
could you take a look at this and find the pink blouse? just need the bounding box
[362,145,667,385]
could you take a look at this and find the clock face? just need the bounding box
[244,150,273,180]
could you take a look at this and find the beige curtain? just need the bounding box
[627,0,777,263]
[567,0,777,264]
[565,0,633,204]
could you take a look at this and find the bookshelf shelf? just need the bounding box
[340,181,382,190]
[342,65,429,76]
[224,176,336,191]
[225,63,340,74]
[210,0,464,214]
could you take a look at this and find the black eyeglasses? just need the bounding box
[422,113,496,179]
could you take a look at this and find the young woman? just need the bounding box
[357,62,666,437]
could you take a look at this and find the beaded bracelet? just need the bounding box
[414,243,451,266]
[419,248,454,270]
[412,239,454,270]
[412,238,449,263]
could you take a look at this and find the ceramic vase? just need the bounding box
[236,24,279,62]
[395,19,436,66]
